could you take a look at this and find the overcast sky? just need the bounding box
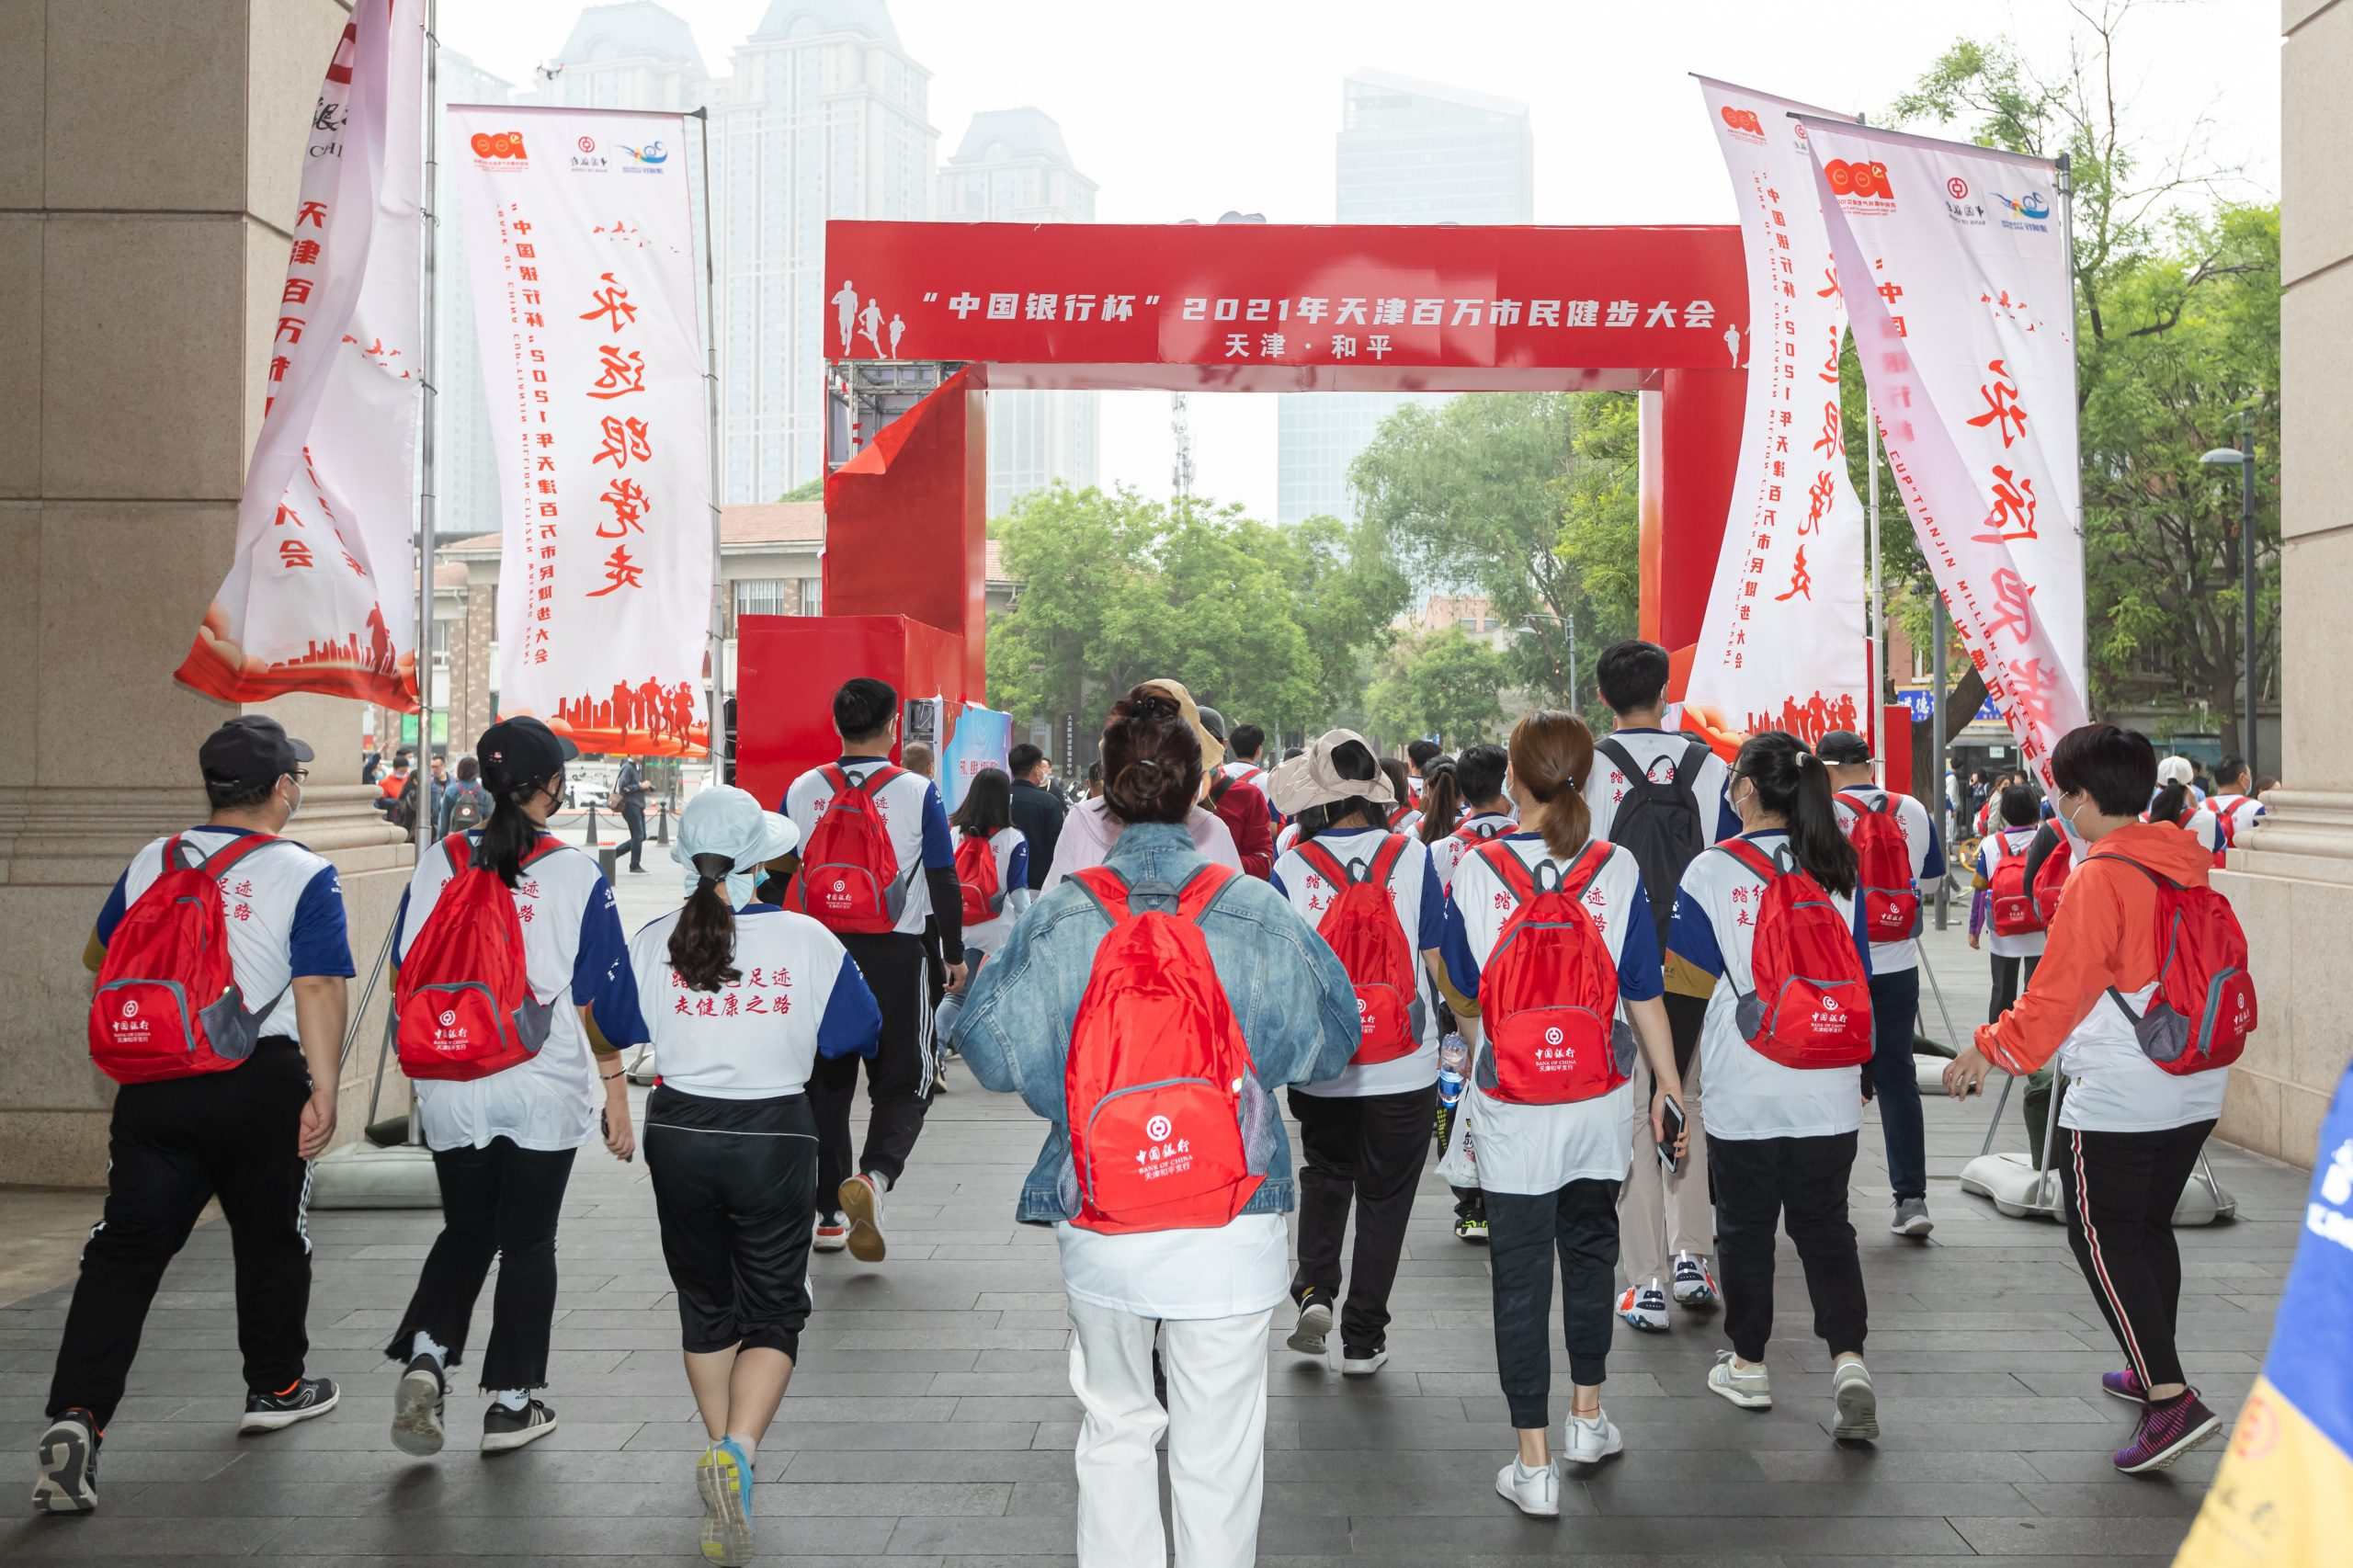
[442,0,2281,519]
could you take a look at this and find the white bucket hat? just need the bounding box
[673,785,799,874]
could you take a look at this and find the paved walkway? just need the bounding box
[1,889,2307,1565]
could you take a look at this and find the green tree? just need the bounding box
[1365,629,1511,751]
[778,475,824,503]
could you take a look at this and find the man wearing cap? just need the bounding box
[35,718,353,1515]
[1819,730,1947,1240]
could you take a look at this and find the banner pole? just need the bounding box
[2056,151,2086,693]
[693,106,725,780]
[1867,392,1885,770]
[415,0,439,854]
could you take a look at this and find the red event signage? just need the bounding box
[824,222,1749,389]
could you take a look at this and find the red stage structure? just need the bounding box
[735,220,1753,806]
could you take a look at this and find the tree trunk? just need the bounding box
[1910,665,1987,810]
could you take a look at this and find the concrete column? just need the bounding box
[2211,0,2353,1167]
[0,0,414,1184]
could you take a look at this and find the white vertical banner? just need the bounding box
[449,106,711,756]
[1681,80,1869,755]
[177,0,425,709]
[1796,118,2088,790]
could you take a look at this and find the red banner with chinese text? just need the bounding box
[1679,79,1870,760]
[449,106,712,757]
[176,0,425,710]
[1799,118,2089,790]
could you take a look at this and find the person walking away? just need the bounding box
[1265,732,1447,1377]
[1405,739,1442,809]
[1414,756,1462,845]
[1439,710,1685,1517]
[384,717,648,1459]
[1427,745,1518,892]
[1670,731,1881,1442]
[1818,729,1946,1238]
[1420,743,1517,1242]
[444,756,493,834]
[2143,773,2223,860]
[1585,638,1734,1329]
[1220,723,1275,795]
[1199,707,1275,880]
[617,755,654,874]
[936,767,1032,1047]
[781,678,963,1264]
[34,718,350,1515]
[628,788,882,1564]
[1971,785,2049,1017]
[896,742,951,1060]
[2154,754,2208,809]
[2205,755,2265,866]
[949,686,1359,1568]
[1008,743,1067,890]
[1943,723,2244,1473]
[1379,758,1422,834]
[1041,679,1243,890]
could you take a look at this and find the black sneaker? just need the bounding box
[239,1376,339,1435]
[482,1398,558,1454]
[391,1357,446,1457]
[30,1410,98,1514]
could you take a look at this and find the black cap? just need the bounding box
[1195,704,1228,744]
[476,717,578,792]
[1815,730,1872,765]
[200,716,314,790]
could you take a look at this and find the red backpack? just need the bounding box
[2032,832,2074,924]
[1838,790,1922,943]
[395,835,566,1082]
[89,835,288,1085]
[1293,835,1424,1067]
[1719,839,1874,1069]
[1064,866,1264,1233]
[954,830,1005,927]
[1985,830,2046,937]
[784,764,907,934]
[2209,796,2255,869]
[1468,838,1633,1104]
[2090,853,2256,1075]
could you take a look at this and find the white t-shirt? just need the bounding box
[1055,1211,1290,1320]
[396,835,647,1153]
[782,758,952,937]
[1831,784,1943,972]
[1586,728,1740,845]
[2209,793,2265,849]
[1669,831,1871,1142]
[98,827,353,1040]
[1427,808,1520,892]
[1269,827,1444,1098]
[1974,826,2048,960]
[957,826,1032,956]
[2057,980,2231,1134]
[1438,835,1665,1194]
[627,904,882,1098]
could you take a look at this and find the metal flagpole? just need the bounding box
[1856,113,1886,776]
[415,0,440,852]
[2054,151,2086,744]
[693,106,725,781]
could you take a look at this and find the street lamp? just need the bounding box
[2199,429,2259,778]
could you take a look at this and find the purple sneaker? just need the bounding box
[2114,1392,2221,1474]
[2101,1369,2149,1404]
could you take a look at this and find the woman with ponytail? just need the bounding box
[1437,711,1684,1516]
[1666,731,1881,1440]
[627,787,881,1565]
[1415,756,1464,846]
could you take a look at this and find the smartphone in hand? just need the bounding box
[1657,1093,1687,1174]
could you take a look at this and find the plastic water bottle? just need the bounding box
[1438,1034,1468,1109]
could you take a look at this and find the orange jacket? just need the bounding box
[1975,820,2217,1076]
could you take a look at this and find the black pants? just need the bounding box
[1988,952,2041,1021]
[810,930,931,1199]
[387,1137,577,1391]
[621,804,648,871]
[645,1087,817,1359]
[1663,988,1707,1078]
[1288,1084,1436,1356]
[1709,1131,1867,1363]
[2059,1120,2215,1390]
[1486,1178,1620,1427]
[48,1040,313,1426]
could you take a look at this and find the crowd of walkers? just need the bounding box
[30,648,2257,1566]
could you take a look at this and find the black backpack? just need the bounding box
[1596,736,1711,949]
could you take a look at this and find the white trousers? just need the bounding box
[1619,1045,1711,1286]
[1065,1299,1272,1568]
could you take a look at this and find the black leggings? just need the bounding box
[645,1086,817,1358]
[2059,1120,2215,1389]
[388,1138,577,1391]
[1485,1178,1621,1427]
[1988,952,2040,1022]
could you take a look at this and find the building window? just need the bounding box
[734,578,790,619]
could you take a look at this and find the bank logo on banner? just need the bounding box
[176,0,425,709]
[449,105,712,757]
[1796,117,2089,790]
[1681,79,1869,758]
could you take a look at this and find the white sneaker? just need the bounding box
[1671,1252,1720,1309]
[1339,1347,1388,1378]
[1494,1458,1560,1517]
[1561,1410,1623,1468]
[1832,1358,1880,1441]
[812,1213,847,1253]
[839,1173,887,1263]
[1707,1350,1772,1410]
[1286,1296,1332,1357]
[1617,1280,1669,1333]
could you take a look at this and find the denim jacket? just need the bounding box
[948,822,1359,1223]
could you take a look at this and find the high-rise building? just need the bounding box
[1277,70,1534,525]
[714,1,936,503]
[938,108,1099,518]
[434,49,516,545]
[542,1,712,111]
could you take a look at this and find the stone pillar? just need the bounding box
[0,0,415,1185]
[2209,0,2353,1167]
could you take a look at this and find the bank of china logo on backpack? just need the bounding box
[1135,1114,1192,1180]
[120,999,139,1020]
[1543,1026,1565,1047]
[439,1009,458,1029]
[1356,996,1374,1037]
[1145,1114,1173,1143]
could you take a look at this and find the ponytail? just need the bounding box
[1416,760,1463,846]
[1733,732,1858,896]
[473,776,555,889]
[667,851,741,993]
[1506,710,1596,863]
[2149,780,2191,827]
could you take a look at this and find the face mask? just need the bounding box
[688,866,760,909]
